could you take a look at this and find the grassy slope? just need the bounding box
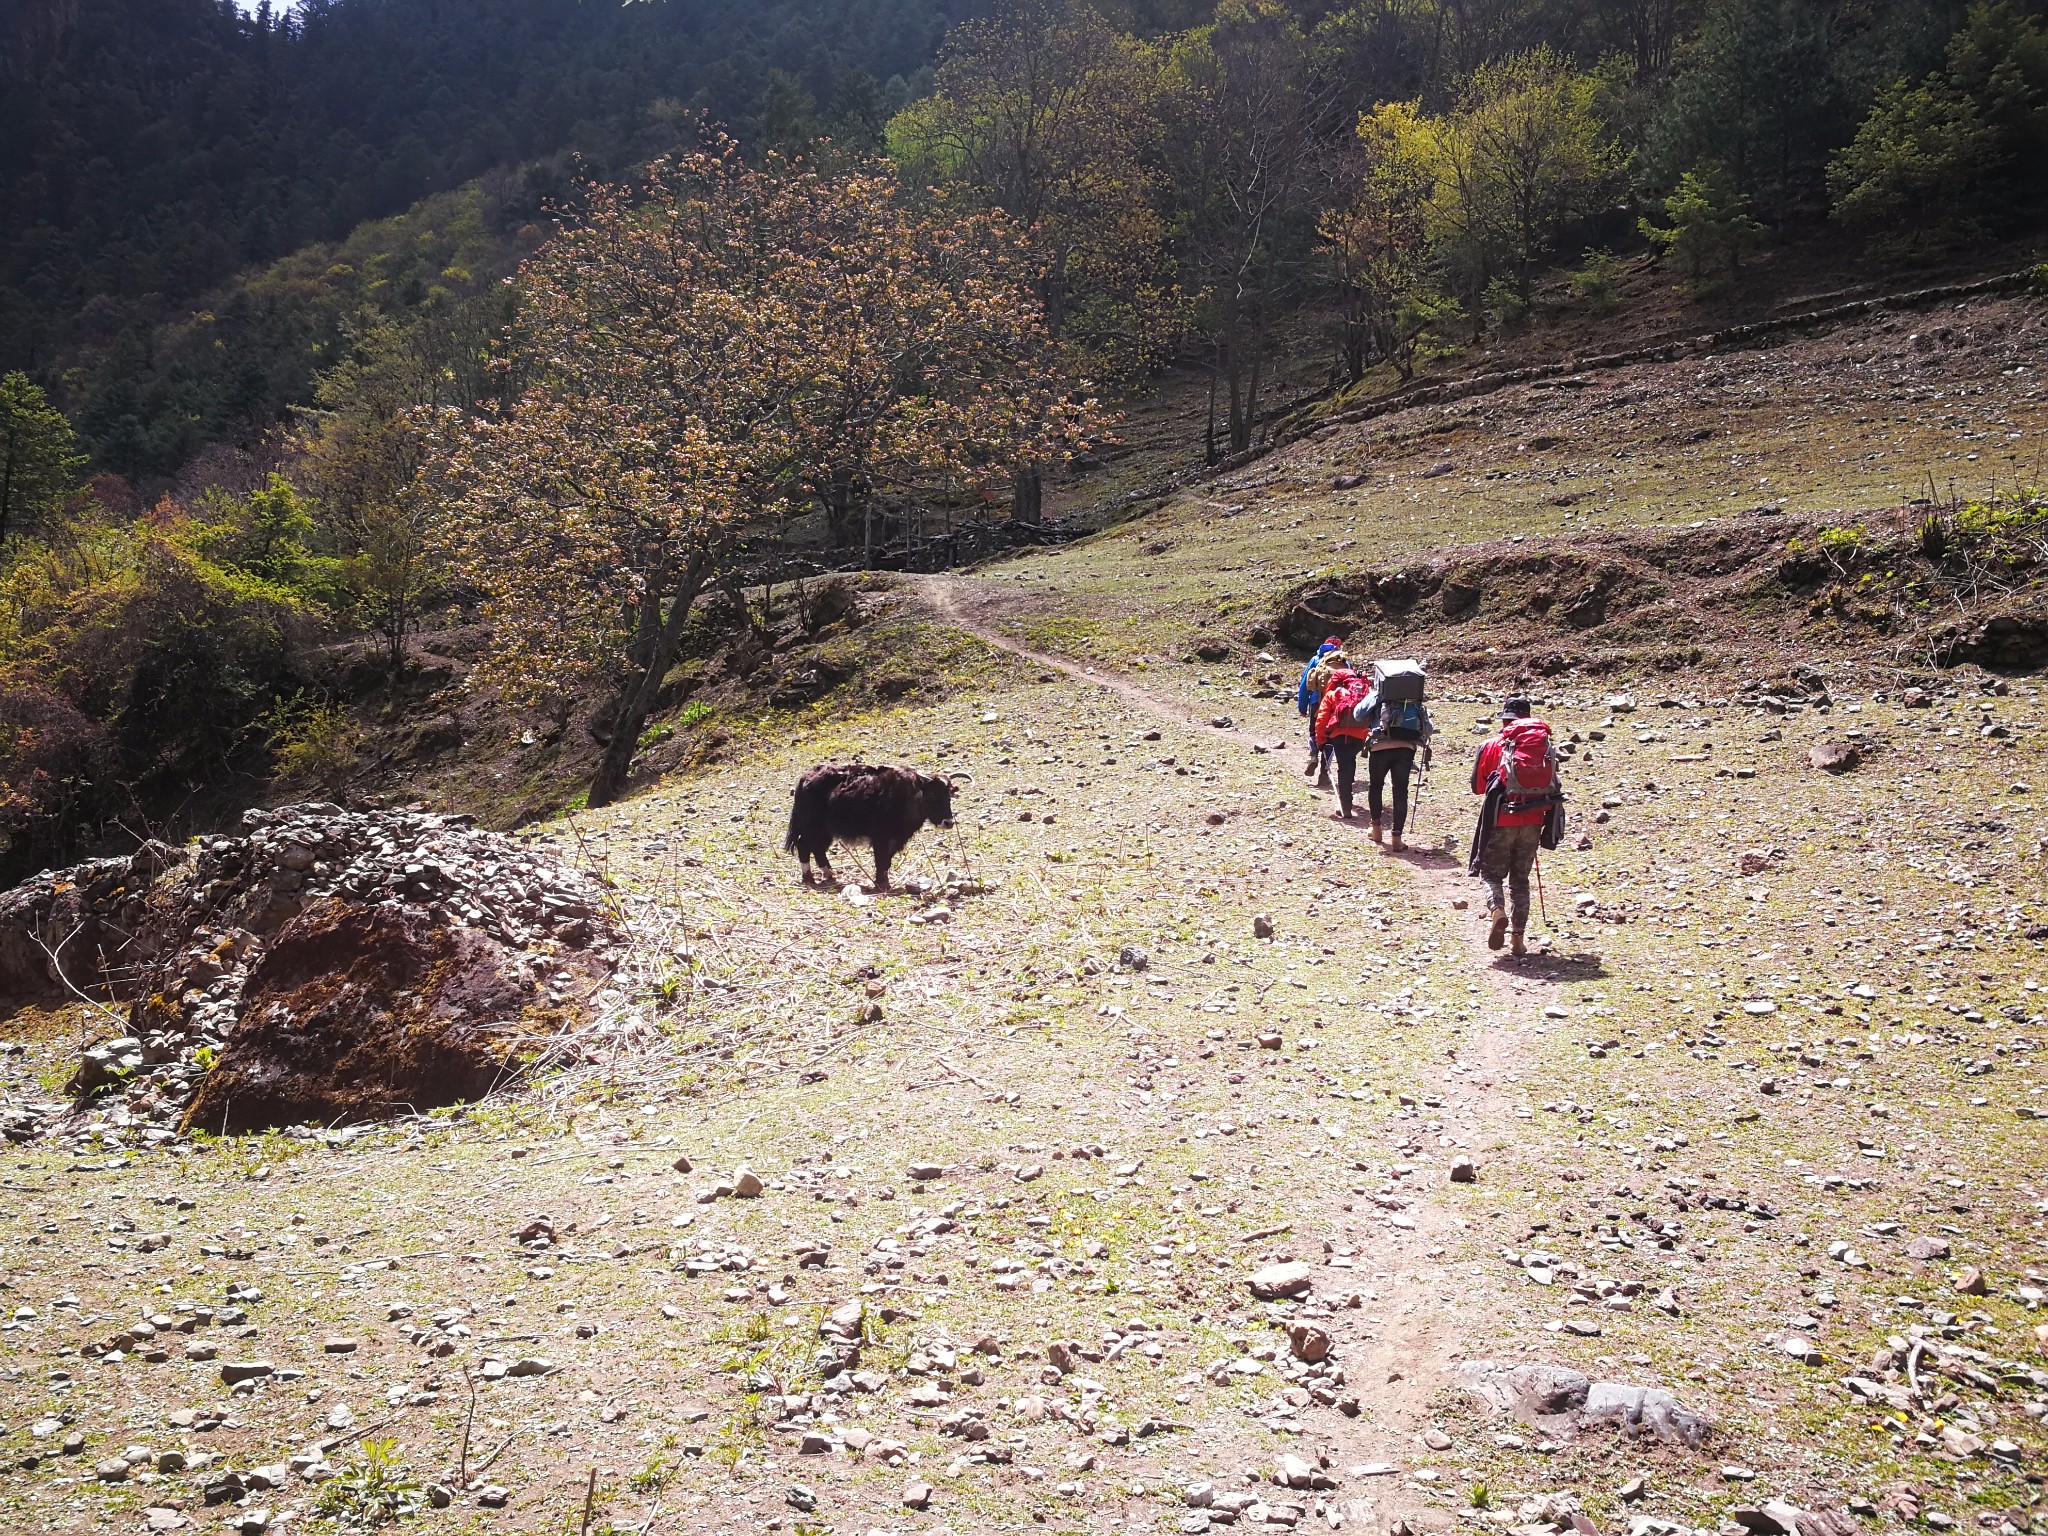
[1,291,2046,1536]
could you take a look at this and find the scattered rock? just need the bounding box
[1287,1324,1331,1363]
[903,1478,933,1509]
[1459,1361,1707,1449]
[1449,1155,1476,1183]
[1807,741,1861,773]
[1905,1235,1951,1261]
[1953,1265,1990,1296]
[1248,1261,1313,1300]
[1252,914,1275,940]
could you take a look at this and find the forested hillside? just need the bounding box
[0,0,979,475]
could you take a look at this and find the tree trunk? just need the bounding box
[587,554,711,808]
[1010,463,1042,526]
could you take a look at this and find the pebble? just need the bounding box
[903,1478,933,1509]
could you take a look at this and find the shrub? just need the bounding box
[266,695,362,789]
[1568,249,1624,310]
[1640,163,1764,292]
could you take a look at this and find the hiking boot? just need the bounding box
[1510,929,1528,958]
[1487,907,1508,950]
[1369,818,1383,843]
[1389,831,1405,851]
[1303,749,1318,777]
[1315,769,1332,791]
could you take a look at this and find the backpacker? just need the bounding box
[1496,718,1560,811]
[1370,658,1426,703]
[1366,658,1426,742]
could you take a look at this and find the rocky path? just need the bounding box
[916,570,1549,1523]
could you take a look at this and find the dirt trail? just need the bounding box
[916,571,1550,1512]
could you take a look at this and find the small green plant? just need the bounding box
[266,694,362,788]
[313,1438,428,1528]
[1482,276,1528,333]
[636,721,674,750]
[1470,1480,1494,1510]
[627,1452,674,1493]
[677,700,714,728]
[1568,248,1623,310]
[190,1045,218,1072]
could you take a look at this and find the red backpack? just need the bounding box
[1497,718,1558,806]
[1323,671,1371,721]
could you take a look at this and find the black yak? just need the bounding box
[784,762,961,890]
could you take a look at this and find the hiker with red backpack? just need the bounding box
[1469,698,1565,956]
[1312,658,1373,820]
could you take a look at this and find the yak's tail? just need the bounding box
[783,793,802,854]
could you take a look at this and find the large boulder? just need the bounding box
[180,899,563,1135]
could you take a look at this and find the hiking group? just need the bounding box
[1296,640,1564,957]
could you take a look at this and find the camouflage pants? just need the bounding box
[1479,821,1542,929]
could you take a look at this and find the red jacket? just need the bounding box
[1473,732,1549,827]
[1314,672,1371,745]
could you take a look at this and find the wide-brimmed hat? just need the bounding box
[1499,697,1532,719]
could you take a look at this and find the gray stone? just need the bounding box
[1508,1363,1591,1416]
[218,1360,273,1385]
[1580,1381,1709,1449]
[1808,742,1860,774]
[1905,1235,1951,1261]
[1248,1261,1312,1300]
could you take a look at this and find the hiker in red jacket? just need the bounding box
[1313,663,1372,820]
[1469,698,1561,956]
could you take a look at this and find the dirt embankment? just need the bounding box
[1270,509,2048,684]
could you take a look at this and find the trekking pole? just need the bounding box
[1533,850,1550,927]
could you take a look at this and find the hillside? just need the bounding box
[1,277,2044,1536]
